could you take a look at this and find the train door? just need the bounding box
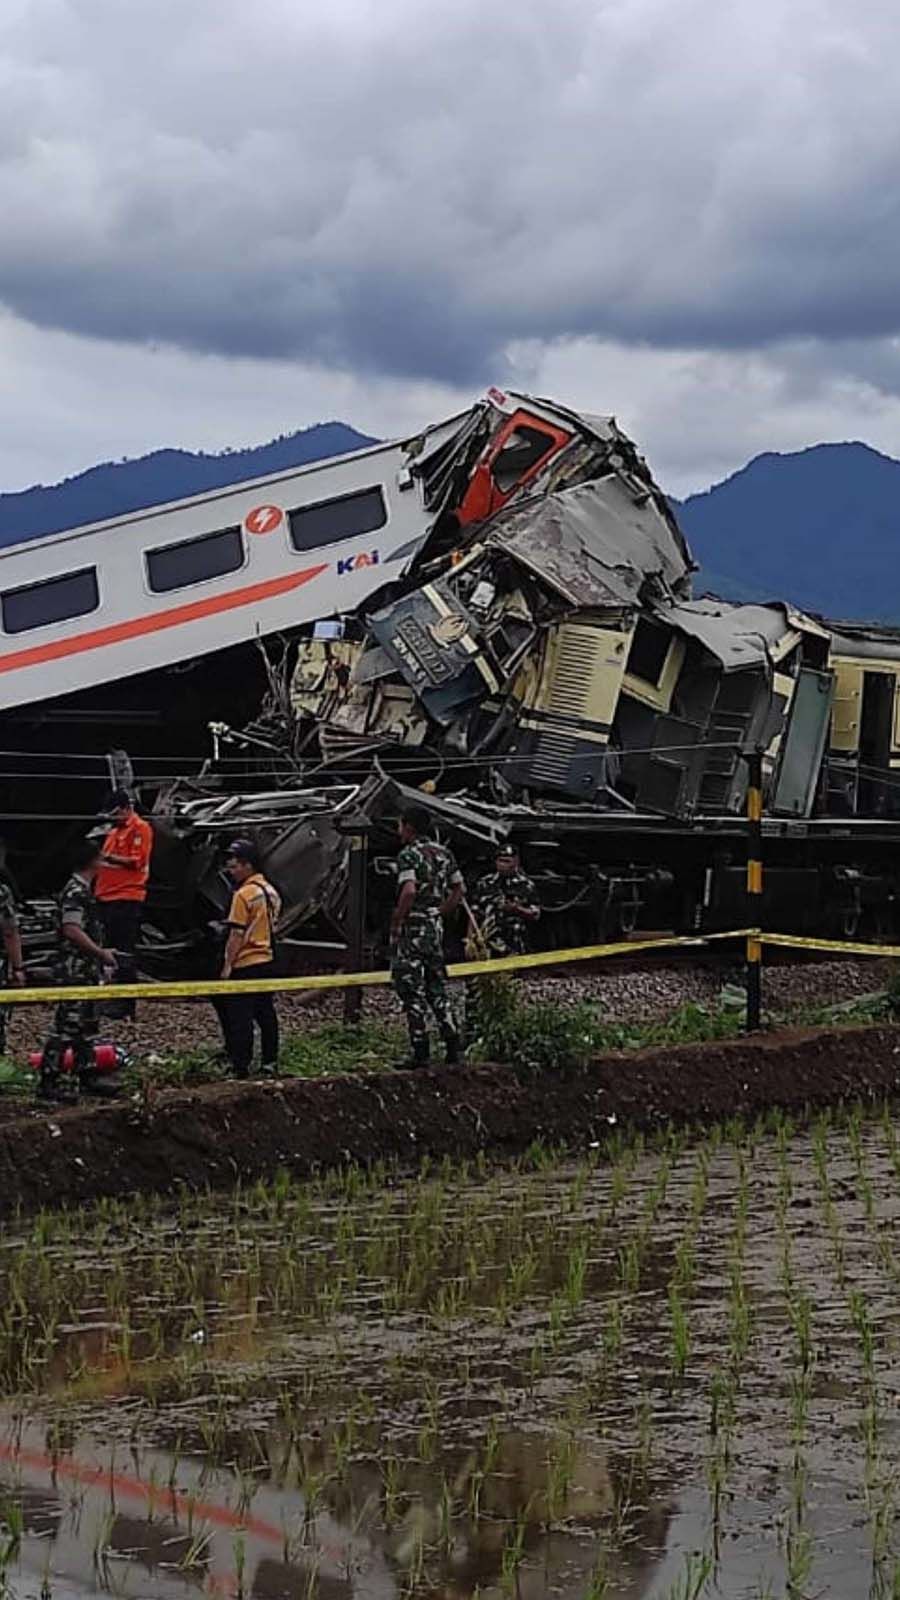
[858,670,894,814]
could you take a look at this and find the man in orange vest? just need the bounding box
[95,789,154,1019]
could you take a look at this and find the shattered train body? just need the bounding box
[5,388,900,963]
[145,391,900,962]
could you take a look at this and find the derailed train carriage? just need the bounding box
[3,387,900,961]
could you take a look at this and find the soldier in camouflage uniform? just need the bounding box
[0,875,26,1056]
[472,844,540,958]
[38,840,117,1099]
[390,807,465,1068]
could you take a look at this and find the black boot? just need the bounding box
[400,1038,430,1070]
[37,1038,77,1103]
[444,1031,463,1066]
[38,1065,78,1104]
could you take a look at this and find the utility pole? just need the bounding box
[745,747,764,1031]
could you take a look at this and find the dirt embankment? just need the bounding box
[0,1023,898,1217]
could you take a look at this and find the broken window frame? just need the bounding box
[492,424,562,494]
[457,411,571,524]
[622,623,685,713]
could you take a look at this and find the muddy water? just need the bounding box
[1,1110,899,1598]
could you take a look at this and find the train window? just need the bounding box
[1,567,99,634]
[289,486,387,552]
[492,426,556,494]
[146,526,244,593]
[627,618,671,686]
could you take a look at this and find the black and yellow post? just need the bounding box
[336,815,372,1025]
[745,747,764,1030]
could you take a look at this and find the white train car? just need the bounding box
[0,421,466,714]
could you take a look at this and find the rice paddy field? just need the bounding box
[1,1103,900,1599]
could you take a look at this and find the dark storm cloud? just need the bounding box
[2,0,900,382]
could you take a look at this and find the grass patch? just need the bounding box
[121,1020,405,1093]
[120,1048,231,1094]
[785,991,891,1029]
[0,1056,33,1094]
[279,1021,404,1078]
[469,977,740,1072]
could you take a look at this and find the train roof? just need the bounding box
[827,619,900,659]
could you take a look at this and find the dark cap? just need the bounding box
[495,842,518,859]
[399,806,431,837]
[110,788,133,809]
[225,837,261,867]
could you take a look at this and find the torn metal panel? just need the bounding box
[326,681,429,751]
[369,766,512,848]
[153,784,362,939]
[623,716,707,816]
[784,604,832,647]
[659,600,807,671]
[350,644,396,685]
[290,638,359,719]
[409,405,492,514]
[772,668,834,817]
[488,478,691,610]
[496,392,691,568]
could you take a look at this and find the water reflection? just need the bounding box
[0,1414,673,1599]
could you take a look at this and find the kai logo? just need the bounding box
[337,549,380,576]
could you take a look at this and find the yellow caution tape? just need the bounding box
[7,926,894,1007]
[761,932,900,959]
[0,928,756,1006]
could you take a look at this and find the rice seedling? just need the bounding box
[584,1545,612,1600]
[668,1283,690,1380]
[544,1430,577,1527]
[0,1499,22,1578]
[500,1507,529,1594]
[177,1526,213,1570]
[666,1549,714,1599]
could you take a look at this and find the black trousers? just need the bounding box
[99,901,143,1018]
[213,963,279,1075]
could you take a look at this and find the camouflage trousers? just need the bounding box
[477,908,528,959]
[41,958,100,1082]
[41,998,98,1077]
[391,917,457,1050]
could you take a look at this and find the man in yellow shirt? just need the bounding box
[215,838,282,1077]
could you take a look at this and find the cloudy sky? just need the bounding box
[2,0,900,496]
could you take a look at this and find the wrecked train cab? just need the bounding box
[500,600,833,818]
[614,602,833,819]
[285,404,698,797]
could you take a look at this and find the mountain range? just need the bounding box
[1,426,897,623]
[675,441,900,620]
